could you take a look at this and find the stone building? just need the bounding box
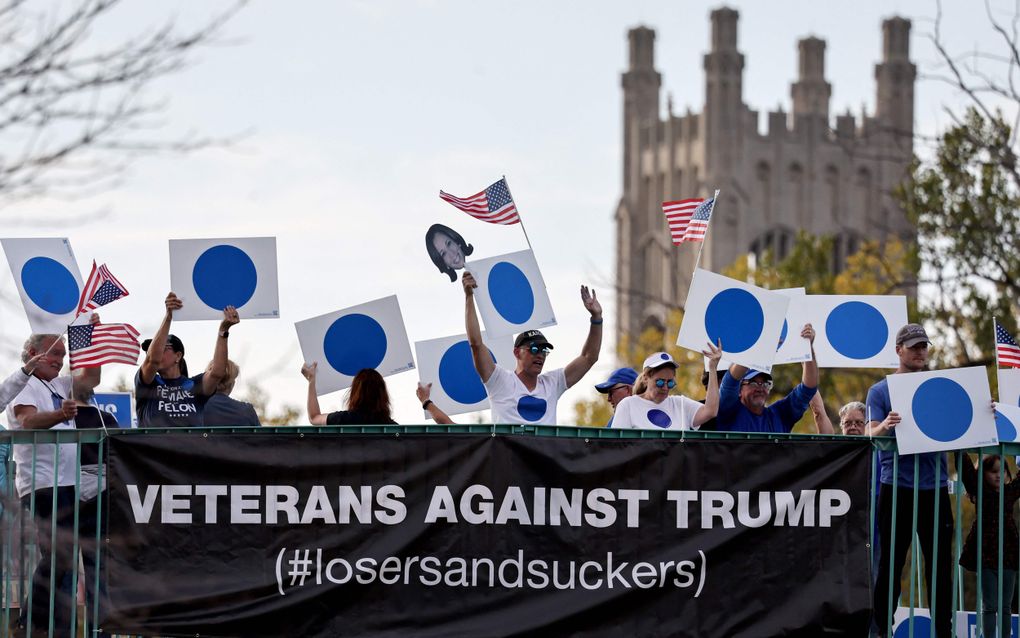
[615,8,916,346]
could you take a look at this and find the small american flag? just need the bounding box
[996,321,1020,368]
[68,323,141,370]
[439,178,520,225]
[662,196,716,245]
[76,261,129,317]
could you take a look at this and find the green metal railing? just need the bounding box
[0,425,1014,637]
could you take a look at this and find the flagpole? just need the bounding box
[693,189,720,273]
[994,317,1002,370]
[500,175,534,252]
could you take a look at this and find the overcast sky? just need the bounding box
[0,0,1004,425]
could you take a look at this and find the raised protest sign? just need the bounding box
[995,403,1020,443]
[809,295,907,368]
[999,368,1020,407]
[104,433,871,637]
[774,287,812,364]
[466,249,556,338]
[1,237,84,333]
[169,237,280,321]
[414,332,514,418]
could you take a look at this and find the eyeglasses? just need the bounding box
[527,345,551,356]
[654,378,677,389]
[742,380,773,389]
[842,419,866,427]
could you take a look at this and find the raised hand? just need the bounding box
[461,271,477,297]
[221,305,240,330]
[416,382,432,403]
[580,285,602,318]
[800,323,816,344]
[301,362,317,381]
[703,339,723,369]
[165,292,183,315]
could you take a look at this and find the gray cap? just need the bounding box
[896,323,929,347]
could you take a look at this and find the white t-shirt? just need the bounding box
[484,366,567,425]
[5,375,77,498]
[611,394,703,431]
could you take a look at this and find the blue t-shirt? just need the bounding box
[716,372,817,433]
[135,371,208,428]
[866,377,949,489]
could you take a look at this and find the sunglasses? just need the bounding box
[742,380,773,389]
[654,378,677,389]
[527,345,551,356]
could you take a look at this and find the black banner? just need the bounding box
[105,433,872,637]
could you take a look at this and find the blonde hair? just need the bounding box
[216,359,240,395]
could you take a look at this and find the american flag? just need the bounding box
[662,196,716,245]
[68,323,141,370]
[439,178,520,225]
[996,321,1020,368]
[76,261,129,317]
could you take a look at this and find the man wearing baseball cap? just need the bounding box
[715,324,820,433]
[461,272,602,425]
[594,367,638,426]
[867,323,952,638]
[135,292,239,427]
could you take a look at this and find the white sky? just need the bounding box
[0,0,1005,425]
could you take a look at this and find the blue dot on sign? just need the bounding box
[323,314,387,376]
[439,340,495,405]
[892,616,931,638]
[704,288,764,354]
[647,409,672,429]
[776,319,789,351]
[996,410,1017,442]
[912,377,973,442]
[20,257,79,314]
[517,396,547,422]
[192,245,258,310]
[488,261,534,325]
[825,301,888,360]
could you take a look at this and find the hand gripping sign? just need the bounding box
[2,237,84,333]
[169,237,280,321]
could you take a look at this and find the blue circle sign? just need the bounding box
[323,313,388,376]
[488,262,534,325]
[893,617,931,638]
[825,301,888,360]
[517,396,547,422]
[192,245,258,310]
[996,410,1017,442]
[647,409,672,429]
[21,257,79,314]
[912,377,973,442]
[704,288,764,354]
[439,340,495,405]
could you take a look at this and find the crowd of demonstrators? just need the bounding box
[611,346,721,431]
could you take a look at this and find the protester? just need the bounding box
[136,292,238,427]
[461,271,602,425]
[415,382,456,425]
[838,401,867,436]
[302,364,396,425]
[593,367,638,426]
[959,453,1020,638]
[611,346,722,430]
[5,323,102,635]
[868,323,953,638]
[425,223,474,282]
[202,359,261,426]
[715,324,819,433]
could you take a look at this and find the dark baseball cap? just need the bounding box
[595,367,639,393]
[514,330,554,350]
[895,323,929,348]
[141,334,185,355]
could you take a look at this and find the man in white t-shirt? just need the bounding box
[461,272,602,425]
[6,328,101,634]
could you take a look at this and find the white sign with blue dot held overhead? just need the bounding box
[168,237,280,321]
[1,237,84,334]
[677,268,789,373]
[465,249,556,338]
[294,295,415,396]
[888,366,998,455]
[809,295,907,368]
[999,368,1020,408]
[774,287,812,365]
[994,403,1020,443]
[414,332,514,419]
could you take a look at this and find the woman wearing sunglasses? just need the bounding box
[610,343,722,430]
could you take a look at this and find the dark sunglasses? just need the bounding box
[528,345,551,356]
[654,378,677,389]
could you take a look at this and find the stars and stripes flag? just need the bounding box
[68,323,141,370]
[439,178,520,225]
[76,260,129,317]
[996,320,1020,368]
[662,195,716,245]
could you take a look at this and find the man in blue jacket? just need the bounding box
[716,324,818,433]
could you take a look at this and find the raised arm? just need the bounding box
[693,340,723,428]
[416,382,455,425]
[563,285,603,388]
[801,324,819,389]
[0,354,43,410]
[141,293,181,384]
[462,272,495,383]
[809,391,835,434]
[301,362,328,425]
[202,305,239,395]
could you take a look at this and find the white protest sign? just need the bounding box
[995,403,1020,443]
[888,366,997,455]
[809,295,908,368]
[295,295,415,395]
[169,237,280,321]
[1,237,83,333]
[415,332,514,419]
[466,249,555,338]
[677,269,789,373]
[999,368,1020,407]
[774,287,812,364]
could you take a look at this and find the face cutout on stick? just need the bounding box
[425,223,474,282]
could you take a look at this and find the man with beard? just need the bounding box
[461,271,602,425]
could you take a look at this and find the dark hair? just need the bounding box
[425,223,474,282]
[982,454,1013,483]
[346,369,392,420]
[701,369,726,389]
